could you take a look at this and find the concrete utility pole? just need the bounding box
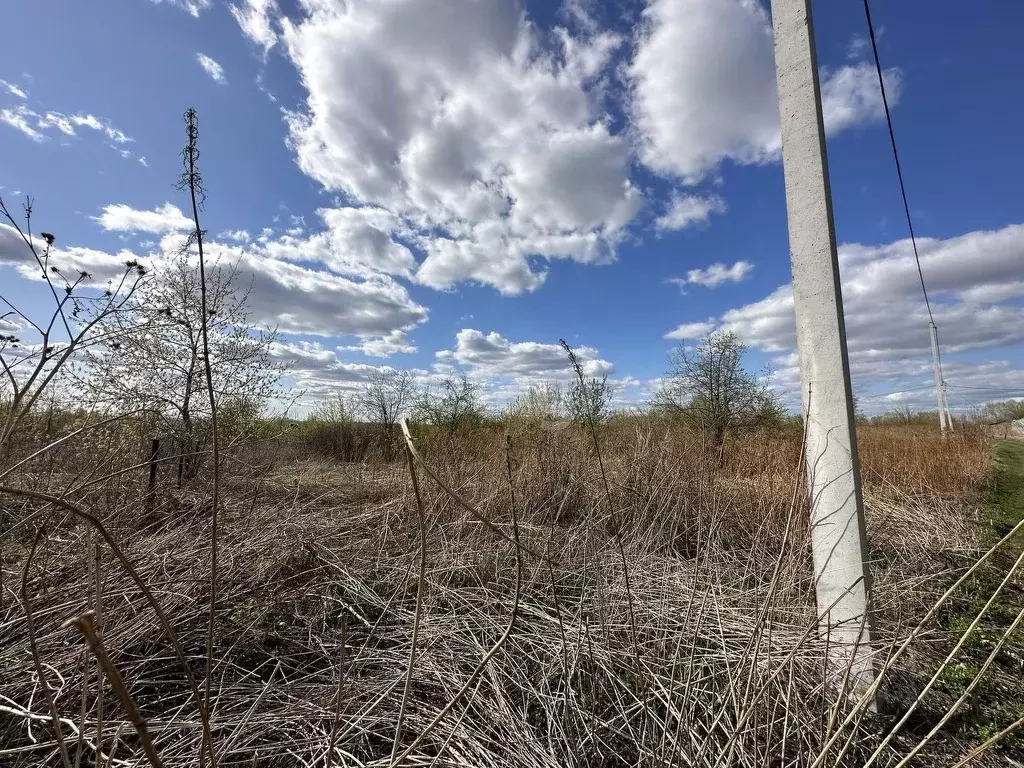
[929,323,950,433]
[770,0,876,701]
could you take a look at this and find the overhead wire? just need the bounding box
[946,385,1024,393]
[861,0,934,325]
[861,0,964,428]
[857,385,935,400]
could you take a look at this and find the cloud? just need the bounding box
[21,199,431,342]
[318,207,416,278]
[233,250,426,337]
[270,341,389,383]
[629,0,899,182]
[141,230,430,339]
[846,27,884,62]
[820,65,899,135]
[0,223,142,286]
[148,0,211,17]
[65,113,133,143]
[268,341,433,412]
[847,33,869,60]
[667,260,754,292]
[230,0,278,54]
[339,330,417,358]
[427,328,628,411]
[218,229,251,243]
[670,224,1024,405]
[0,104,134,148]
[664,320,715,341]
[278,0,640,294]
[655,193,726,231]
[196,53,227,85]
[0,79,27,99]
[437,328,614,379]
[93,202,192,234]
[1,106,44,141]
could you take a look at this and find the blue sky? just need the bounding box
[2,0,1023,414]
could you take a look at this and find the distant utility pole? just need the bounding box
[929,323,952,432]
[770,0,876,702]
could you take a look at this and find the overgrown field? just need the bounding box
[2,418,1023,767]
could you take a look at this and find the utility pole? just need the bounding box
[770,0,876,702]
[929,323,950,433]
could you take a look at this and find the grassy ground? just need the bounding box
[928,439,1024,756]
[988,440,1024,545]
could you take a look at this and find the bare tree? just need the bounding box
[978,399,1024,425]
[84,236,284,474]
[0,197,145,455]
[655,331,782,452]
[313,392,358,424]
[358,369,414,432]
[415,372,485,433]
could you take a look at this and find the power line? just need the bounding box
[856,383,1024,401]
[857,385,935,400]
[947,384,1024,393]
[862,0,934,325]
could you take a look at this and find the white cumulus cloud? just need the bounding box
[85,203,430,340]
[629,0,900,182]
[279,0,639,295]
[669,224,1024,407]
[664,320,716,341]
[438,328,614,379]
[655,194,726,231]
[93,202,192,234]
[340,330,417,358]
[667,260,753,292]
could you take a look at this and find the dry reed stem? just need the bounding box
[390,437,428,766]
[64,612,165,768]
[0,484,216,766]
[22,527,73,768]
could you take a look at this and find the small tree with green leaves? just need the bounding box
[978,399,1024,425]
[506,382,564,424]
[655,330,782,452]
[567,374,611,425]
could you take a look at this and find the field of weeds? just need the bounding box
[2,418,1022,767]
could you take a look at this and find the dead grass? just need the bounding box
[1,418,1019,767]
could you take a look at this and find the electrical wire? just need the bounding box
[946,385,1024,393]
[857,385,935,400]
[862,0,934,325]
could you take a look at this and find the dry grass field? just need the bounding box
[3,417,1022,767]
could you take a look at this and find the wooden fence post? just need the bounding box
[146,438,160,513]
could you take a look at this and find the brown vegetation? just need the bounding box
[3,414,1021,767]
